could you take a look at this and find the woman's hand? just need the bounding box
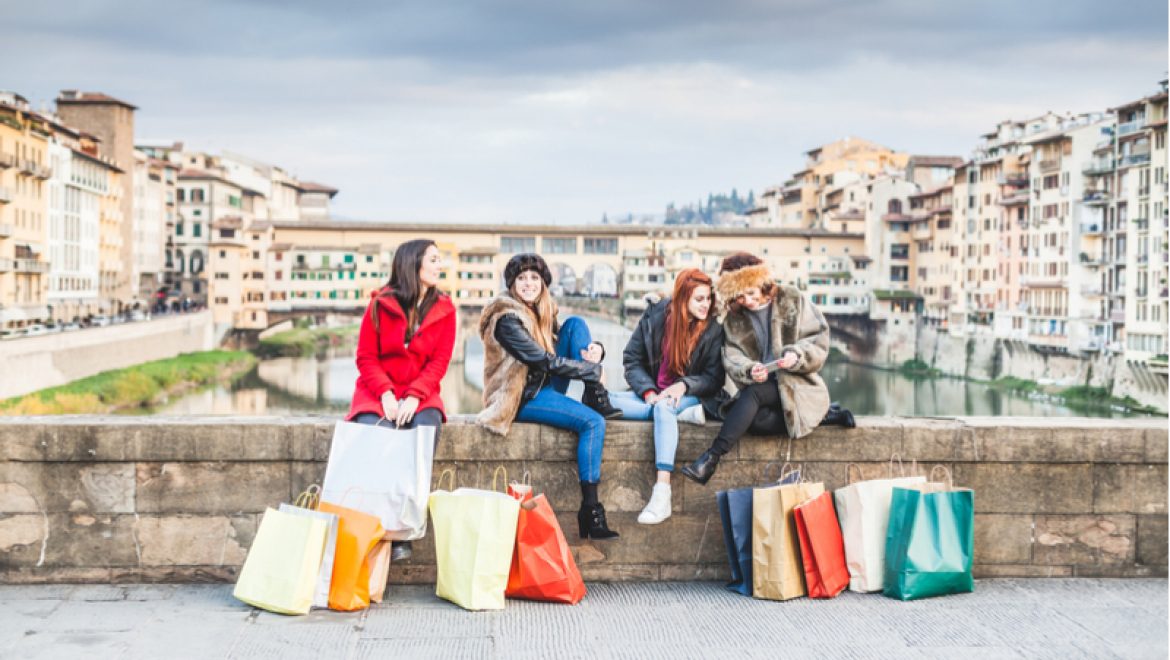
[395,396,420,427]
[750,363,768,383]
[657,382,687,406]
[643,390,658,404]
[380,391,399,421]
[777,351,799,371]
[580,342,604,363]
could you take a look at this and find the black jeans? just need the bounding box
[710,381,787,456]
[352,409,443,450]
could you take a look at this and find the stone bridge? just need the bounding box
[0,416,1164,584]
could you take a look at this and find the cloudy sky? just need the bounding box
[3,1,1166,224]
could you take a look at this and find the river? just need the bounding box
[149,315,1150,419]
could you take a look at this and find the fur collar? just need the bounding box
[716,264,775,313]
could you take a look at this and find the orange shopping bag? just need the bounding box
[505,476,586,604]
[793,491,850,599]
[319,501,384,611]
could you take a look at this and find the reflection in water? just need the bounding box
[151,314,1145,419]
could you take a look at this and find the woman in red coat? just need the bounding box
[347,239,457,560]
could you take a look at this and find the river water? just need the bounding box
[150,315,1148,419]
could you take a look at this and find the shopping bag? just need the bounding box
[752,472,823,601]
[322,420,435,540]
[429,468,521,610]
[833,461,927,592]
[506,472,586,604]
[233,507,328,615]
[793,491,849,599]
[319,501,385,611]
[718,465,801,596]
[366,541,392,604]
[883,466,975,601]
[277,484,340,609]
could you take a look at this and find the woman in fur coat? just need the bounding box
[681,252,832,485]
[476,253,622,539]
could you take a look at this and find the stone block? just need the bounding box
[974,514,1033,564]
[539,425,579,462]
[2,513,139,569]
[133,515,255,567]
[559,512,724,565]
[679,460,767,514]
[0,463,134,514]
[440,420,540,461]
[1136,514,1168,569]
[1083,427,1147,464]
[0,423,46,461]
[193,423,291,462]
[973,564,1073,578]
[1093,464,1169,515]
[387,564,437,585]
[1144,427,1168,463]
[1071,564,1165,578]
[110,566,240,583]
[1033,515,1135,566]
[0,567,114,584]
[289,462,327,501]
[658,564,729,581]
[135,462,289,514]
[578,564,658,581]
[901,418,964,462]
[781,418,903,463]
[1132,464,1168,515]
[954,463,1091,514]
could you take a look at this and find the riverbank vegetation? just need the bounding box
[254,324,359,358]
[0,350,257,415]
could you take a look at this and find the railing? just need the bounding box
[1080,285,1103,296]
[0,258,13,272]
[1039,159,1061,172]
[0,152,12,169]
[1082,158,1114,175]
[1118,119,1145,136]
[1083,191,1111,205]
[1110,309,1126,322]
[1080,223,1103,235]
[1120,153,1151,168]
[0,187,11,205]
[14,259,50,274]
[1134,218,1149,231]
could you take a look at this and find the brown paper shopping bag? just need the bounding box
[752,475,824,601]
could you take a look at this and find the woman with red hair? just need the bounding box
[609,268,728,524]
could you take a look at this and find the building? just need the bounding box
[132,151,177,306]
[0,92,53,331]
[54,91,137,312]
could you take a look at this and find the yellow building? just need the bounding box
[0,92,52,332]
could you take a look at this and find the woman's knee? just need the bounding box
[560,316,588,335]
[352,412,382,426]
[652,399,678,417]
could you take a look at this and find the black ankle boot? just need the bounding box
[577,502,620,540]
[820,405,856,428]
[582,382,622,419]
[681,450,721,485]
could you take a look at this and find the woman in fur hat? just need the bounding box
[681,252,831,485]
[476,253,621,539]
[608,268,728,524]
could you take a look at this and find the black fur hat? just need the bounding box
[504,253,552,289]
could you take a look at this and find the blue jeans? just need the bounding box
[609,391,701,472]
[516,316,605,482]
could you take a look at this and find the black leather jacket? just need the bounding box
[623,298,728,419]
[494,315,602,404]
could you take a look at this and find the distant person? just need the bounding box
[346,238,457,561]
[682,252,832,485]
[477,253,622,540]
[607,268,728,524]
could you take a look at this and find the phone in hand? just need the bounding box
[762,359,785,374]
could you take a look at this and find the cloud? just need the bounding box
[1,1,1165,223]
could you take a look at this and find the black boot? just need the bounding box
[577,502,620,540]
[681,450,721,485]
[819,405,856,428]
[582,382,622,420]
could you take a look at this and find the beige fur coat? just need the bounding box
[475,295,536,436]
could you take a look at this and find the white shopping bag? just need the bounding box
[322,421,436,541]
[278,485,339,610]
[833,464,926,593]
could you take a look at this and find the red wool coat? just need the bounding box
[346,289,457,422]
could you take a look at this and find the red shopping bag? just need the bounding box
[505,485,586,604]
[793,491,850,599]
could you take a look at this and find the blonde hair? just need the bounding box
[508,278,558,353]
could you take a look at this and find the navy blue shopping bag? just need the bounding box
[717,468,800,596]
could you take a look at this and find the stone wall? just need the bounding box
[0,415,1165,584]
[0,312,216,400]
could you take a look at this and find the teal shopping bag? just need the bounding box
[882,468,974,601]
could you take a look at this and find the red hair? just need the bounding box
[664,268,715,379]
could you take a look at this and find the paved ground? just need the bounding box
[0,579,1165,659]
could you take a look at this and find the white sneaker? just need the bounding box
[676,404,706,426]
[637,483,672,525]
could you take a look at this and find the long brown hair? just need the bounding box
[507,272,558,353]
[385,239,440,342]
[664,268,714,378]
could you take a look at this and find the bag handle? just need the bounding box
[762,462,783,483]
[491,466,508,493]
[929,465,953,489]
[778,462,802,484]
[435,468,456,492]
[294,484,321,510]
[845,463,863,485]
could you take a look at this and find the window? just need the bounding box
[501,237,536,253]
[253,251,260,259]
[177,188,186,203]
[192,223,201,238]
[175,221,184,236]
[542,237,577,254]
[583,238,618,254]
[218,250,226,258]
[191,188,205,203]
[214,272,230,280]
[220,229,235,238]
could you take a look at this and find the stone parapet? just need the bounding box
[0,416,1165,584]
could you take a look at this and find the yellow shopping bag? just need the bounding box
[428,468,521,611]
[752,470,824,601]
[233,507,328,615]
